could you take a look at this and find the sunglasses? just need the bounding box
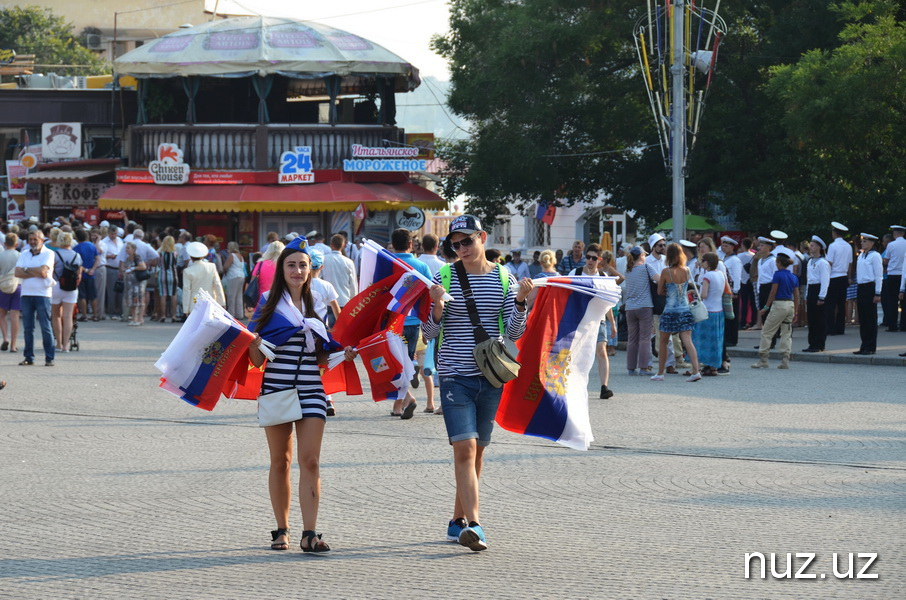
[585,254,600,261]
[450,234,478,251]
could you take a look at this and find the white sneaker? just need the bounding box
[650,374,665,381]
[686,372,702,382]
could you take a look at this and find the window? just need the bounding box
[488,217,511,248]
[527,204,551,247]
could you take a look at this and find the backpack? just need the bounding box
[55,251,80,292]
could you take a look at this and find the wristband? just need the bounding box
[514,299,527,307]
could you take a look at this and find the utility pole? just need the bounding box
[670,0,685,244]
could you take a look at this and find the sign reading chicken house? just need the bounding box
[149,143,190,184]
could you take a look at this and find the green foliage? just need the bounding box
[432,0,650,226]
[0,6,109,76]
[762,0,905,235]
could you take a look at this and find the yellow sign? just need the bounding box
[0,49,15,65]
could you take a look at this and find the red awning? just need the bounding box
[98,181,447,212]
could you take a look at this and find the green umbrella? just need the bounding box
[653,214,721,231]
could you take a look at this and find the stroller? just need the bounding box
[69,305,80,352]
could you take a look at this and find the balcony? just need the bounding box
[128,123,406,171]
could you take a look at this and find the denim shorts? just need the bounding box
[439,375,503,446]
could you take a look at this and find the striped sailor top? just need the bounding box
[422,264,527,377]
[260,330,328,420]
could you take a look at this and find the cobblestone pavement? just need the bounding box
[0,321,903,599]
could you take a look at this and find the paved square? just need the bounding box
[1,321,902,599]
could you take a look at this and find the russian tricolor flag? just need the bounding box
[496,277,619,450]
[156,291,256,411]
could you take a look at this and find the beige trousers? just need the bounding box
[758,300,794,357]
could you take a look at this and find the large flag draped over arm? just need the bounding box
[496,277,620,450]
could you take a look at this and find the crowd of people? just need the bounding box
[2,213,902,555]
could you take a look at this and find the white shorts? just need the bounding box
[51,283,79,305]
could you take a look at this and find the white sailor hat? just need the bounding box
[27,216,39,224]
[811,235,826,249]
[831,221,848,232]
[99,220,110,227]
[285,232,299,241]
[770,230,788,241]
[891,225,906,231]
[860,233,878,241]
[720,236,738,246]
[305,230,318,238]
[117,227,125,237]
[679,239,697,248]
[51,221,61,227]
[757,236,776,244]
[648,233,665,247]
[186,241,208,258]
[772,246,795,259]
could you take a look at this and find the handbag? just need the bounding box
[243,263,261,309]
[686,269,709,323]
[647,265,666,315]
[722,278,735,320]
[257,352,304,427]
[455,261,521,388]
[135,268,152,282]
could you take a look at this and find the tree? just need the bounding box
[762,1,906,235]
[0,6,109,77]
[432,0,651,226]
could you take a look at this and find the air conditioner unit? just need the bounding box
[86,34,103,50]
[76,76,87,89]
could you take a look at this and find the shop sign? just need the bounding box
[405,133,435,160]
[365,211,389,226]
[343,144,426,172]
[4,191,25,221]
[118,169,274,185]
[48,183,113,207]
[42,122,82,159]
[0,49,15,65]
[149,143,190,185]
[394,206,425,231]
[278,146,315,184]
[5,161,27,195]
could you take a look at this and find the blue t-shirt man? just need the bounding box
[74,241,99,279]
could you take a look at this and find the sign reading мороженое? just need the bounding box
[342,144,427,172]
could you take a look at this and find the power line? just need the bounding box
[421,77,471,136]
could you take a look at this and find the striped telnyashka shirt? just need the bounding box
[261,331,328,420]
[422,265,527,378]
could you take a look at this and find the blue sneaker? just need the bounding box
[446,518,466,542]
[458,523,488,551]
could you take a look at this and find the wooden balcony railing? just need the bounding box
[128,124,406,171]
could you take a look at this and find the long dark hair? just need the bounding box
[253,247,319,332]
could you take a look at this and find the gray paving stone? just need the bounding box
[0,320,902,599]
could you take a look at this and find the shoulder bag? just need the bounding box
[257,350,304,427]
[686,268,709,323]
[456,261,521,388]
[647,265,666,315]
[243,261,261,309]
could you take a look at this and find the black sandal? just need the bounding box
[300,530,330,553]
[270,528,290,550]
